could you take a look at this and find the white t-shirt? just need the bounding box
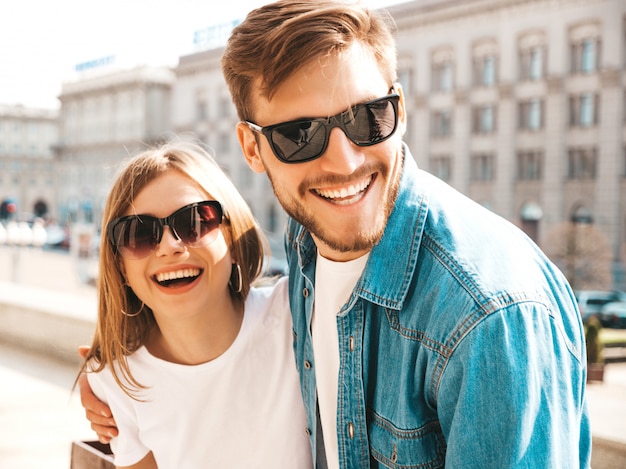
[312,252,369,469]
[88,277,312,469]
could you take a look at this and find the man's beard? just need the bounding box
[265,159,402,254]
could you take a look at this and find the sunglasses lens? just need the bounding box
[112,217,159,259]
[270,120,327,162]
[347,97,398,145]
[109,201,223,259]
[267,95,398,163]
[172,203,221,246]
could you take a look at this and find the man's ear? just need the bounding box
[236,122,266,174]
[395,83,408,137]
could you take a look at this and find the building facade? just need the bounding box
[8,0,625,287]
[387,0,626,286]
[171,48,286,234]
[56,65,175,225]
[0,104,58,221]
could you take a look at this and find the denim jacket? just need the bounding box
[285,146,591,468]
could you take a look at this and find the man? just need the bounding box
[82,1,591,467]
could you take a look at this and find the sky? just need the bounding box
[1,0,403,110]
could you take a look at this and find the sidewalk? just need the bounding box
[588,358,626,431]
[0,342,92,469]
[1,340,625,468]
[1,246,625,467]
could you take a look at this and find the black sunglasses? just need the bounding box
[245,93,400,164]
[107,200,223,259]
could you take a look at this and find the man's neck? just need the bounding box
[313,237,372,263]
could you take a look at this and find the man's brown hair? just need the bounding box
[221,0,397,122]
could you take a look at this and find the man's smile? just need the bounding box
[312,174,374,204]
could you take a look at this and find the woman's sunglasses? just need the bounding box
[245,93,400,164]
[107,200,223,259]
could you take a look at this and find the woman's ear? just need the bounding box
[119,259,128,284]
[236,122,266,174]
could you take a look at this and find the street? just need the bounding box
[0,246,625,467]
[0,342,92,469]
[0,246,97,296]
[2,339,625,468]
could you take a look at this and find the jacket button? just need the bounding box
[304,360,312,369]
[348,422,354,439]
[306,428,311,436]
[349,336,355,351]
[303,288,309,298]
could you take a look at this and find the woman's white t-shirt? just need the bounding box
[88,277,312,469]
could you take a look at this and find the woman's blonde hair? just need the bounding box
[78,139,268,396]
[221,0,397,122]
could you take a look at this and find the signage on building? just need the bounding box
[193,20,240,51]
[74,55,116,73]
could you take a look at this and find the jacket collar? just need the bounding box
[358,145,428,309]
[288,143,429,310]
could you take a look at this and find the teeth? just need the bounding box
[156,268,200,283]
[315,176,371,199]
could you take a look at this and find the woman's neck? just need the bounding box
[145,297,245,366]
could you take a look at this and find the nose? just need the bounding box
[317,127,364,175]
[154,225,185,257]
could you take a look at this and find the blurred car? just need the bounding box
[599,301,626,329]
[44,224,70,250]
[575,290,626,324]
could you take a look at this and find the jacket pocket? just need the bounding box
[368,412,446,469]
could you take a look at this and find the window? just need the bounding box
[472,105,496,134]
[472,39,498,88]
[471,153,495,181]
[218,96,232,119]
[196,95,207,120]
[580,38,597,73]
[569,23,601,74]
[569,93,599,127]
[432,61,453,92]
[397,67,413,96]
[518,99,544,131]
[217,132,231,154]
[519,45,545,81]
[483,56,496,86]
[529,47,544,80]
[473,55,497,87]
[431,110,452,138]
[431,47,454,93]
[429,155,452,181]
[517,150,543,180]
[567,147,597,179]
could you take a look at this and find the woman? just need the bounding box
[77,140,311,468]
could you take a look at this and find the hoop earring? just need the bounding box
[229,263,243,294]
[121,302,145,317]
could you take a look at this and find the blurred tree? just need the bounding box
[543,221,611,290]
